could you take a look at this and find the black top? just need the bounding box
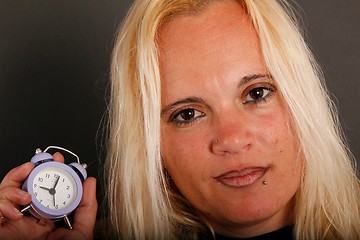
[199,225,294,240]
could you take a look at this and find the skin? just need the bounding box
[0,152,97,240]
[159,0,303,237]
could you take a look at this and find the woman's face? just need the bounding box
[159,0,303,237]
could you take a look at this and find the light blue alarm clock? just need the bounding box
[21,146,87,229]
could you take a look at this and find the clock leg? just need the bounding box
[20,205,31,213]
[63,215,73,229]
[20,205,47,226]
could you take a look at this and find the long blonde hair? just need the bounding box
[105,0,360,239]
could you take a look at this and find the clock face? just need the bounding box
[32,166,78,210]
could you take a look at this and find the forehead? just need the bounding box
[157,0,270,106]
[157,0,263,80]
[156,0,260,68]
[157,0,251,48]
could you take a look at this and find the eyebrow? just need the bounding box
[161,97,204,116]
[238,74,272,88]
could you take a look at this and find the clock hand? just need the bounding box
[53,176,60,189]
[50,176,60,207]
[39,186,51,191]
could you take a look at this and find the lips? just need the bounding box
[215,167,267,188]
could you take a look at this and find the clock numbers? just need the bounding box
[32,167,77,210]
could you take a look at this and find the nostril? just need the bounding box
[243,143,252,151]
[212,134,253,155]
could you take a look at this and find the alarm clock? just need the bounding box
[21,146,87,229]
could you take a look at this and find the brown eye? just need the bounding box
[243,86,275,104]
[179,109,195,121]
[249,88,265,100]
[171,108,205,126]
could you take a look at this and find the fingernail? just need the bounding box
[13,207,23,216]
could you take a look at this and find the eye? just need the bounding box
[243,86,275,104]
[171,108,205,126]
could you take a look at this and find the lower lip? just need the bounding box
[215,168,267,188]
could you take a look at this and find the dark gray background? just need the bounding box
[0,0,359,190]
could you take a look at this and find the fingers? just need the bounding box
[0,163,33,223]
[0,188,31,220]
[0,187,31,221]
[72,177,98,237]
[0,190,30,222]
[52,152,65,163]
[0,216,55,239]
[0,205,23,221]
[0,162,34,190]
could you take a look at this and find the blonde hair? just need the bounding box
[105,0,360,239]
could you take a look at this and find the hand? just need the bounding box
[0,152,98,240]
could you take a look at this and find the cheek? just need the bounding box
[161,128,208,173]
[259,108,293,146]
[263,110,303,176]
[255,108,300,166]
[161,127,214,206]
[161,133,206,204]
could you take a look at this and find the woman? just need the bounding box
[105,0,360,239]
[1,0,359,239]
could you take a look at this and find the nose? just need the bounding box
[211,113,253,155]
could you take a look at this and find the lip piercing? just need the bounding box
[262,181,268,185]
